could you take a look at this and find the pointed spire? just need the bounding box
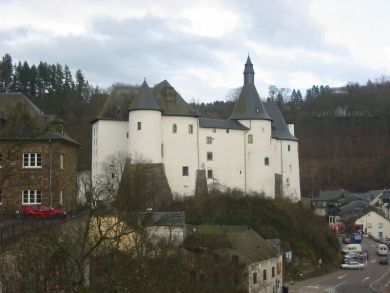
[243,55,255,84]
[128,80,162,112]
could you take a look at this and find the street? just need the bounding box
[289,238,390,293]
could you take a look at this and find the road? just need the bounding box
[289,238,390,293]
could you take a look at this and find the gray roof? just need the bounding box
[229,58,272,121]
[314,189,351,201]
[339,200,368,216]
[199,117,248,130]
[128,80,162,112]
[264,102,297,141]
[0,92,45,118]
[185,225,279,264]
[149,211,185,226]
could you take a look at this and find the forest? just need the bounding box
[1,53,390,197]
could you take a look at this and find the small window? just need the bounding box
[288,144,291,151]
[0,153,2,168]
[207,170,213,179]
[263,269,267,281]
[272,267,275,278]
[265,157,269,166]
[248,135,253,144]
[23,153,42,168]
[188,124,193,134]
[232,255,239,263]
[182,166,189,176]
[253,272,257,284]
[0,190,2,205]
[60,154,64,170]
[206,137,212,144]
[212,128,216,133]
[161,144,164,158]
[256,107,259,113]
[378,223,383,228]
[286,178,290,186]
[226,129,230,133]
[22,190,42,204]
[172,124,177,133]
[137,122,141,130]
[59,190,63,205]
[207,152,213,161]
[126,132,129,138]
[322,202,326,207]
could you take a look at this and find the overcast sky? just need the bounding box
[1,0,390,102]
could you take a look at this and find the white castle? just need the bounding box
[91,57,301,200]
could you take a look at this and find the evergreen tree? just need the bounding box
[0,53,13,92]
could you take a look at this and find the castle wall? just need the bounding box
[198,127,245,191]
[161,116,198,197]
[281,140,301,201]
[239,120,274,197]
[91,120,128,180]
[128,110,162,164]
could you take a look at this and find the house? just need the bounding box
[91,56,300,200]
[0,93,80,216]
[185,225,283,293]
[312,190,350,218]
[354,210,390,239]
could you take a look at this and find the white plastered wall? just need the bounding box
[198,127,245,191]
[355,211,390,239]
[281,140,301,201]
[91,120,128,181]
[239,120,274,197]
[162,116,198,196]
[128,110,162,164]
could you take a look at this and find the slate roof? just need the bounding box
[229,57,272,121]
[95,80,198,121]
[185,225,279,264]
[148,211,185,226]
[264,102,297,141]
[199,117,248,130]
[128,80,162,112]
[314,190,351,201]
[0,92,80,146]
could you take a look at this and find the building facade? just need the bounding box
[92,57,301,200]
[0,93,79,216]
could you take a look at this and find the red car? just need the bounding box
[18,204,67,219]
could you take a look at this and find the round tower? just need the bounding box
[128,80,163,163]
[230,56,274,197]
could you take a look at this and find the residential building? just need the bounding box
[355,210,390,239]
[92,57,300,200]
[185,225,283,293]
[0,93,80,216]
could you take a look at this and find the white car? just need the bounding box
[341,261,365,270]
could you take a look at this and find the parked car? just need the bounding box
[376,244,388,256]
[379,255,388,265]
[341,261,365,270]
[342,244,362,254]
[17,204,67,219]
[343,234,352,244]
[343,252,363,263]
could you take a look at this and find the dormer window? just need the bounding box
[256,107,260,113]
[166,88,175,100]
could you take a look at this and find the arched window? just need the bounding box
[172,124,177,133]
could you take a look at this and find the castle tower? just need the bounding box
[230,56,274,196]
[128,80,163,163]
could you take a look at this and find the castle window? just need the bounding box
[127,132,129,138]
[272,267,275,278]
[137,122,141,130]
[206,137,212,144]
[207,152,213,161]
[23,153,42,168]
[172,124,177,133]
[182,166,189,176]
[226,129,230,133]
[22,190,42,204]
[188,124,193,134]
[212,128,216,133]
[286,178,290,186]
[288,144,291,151]
[263,269,267,281]
[248,135,253,144]
[253,272,257,284]
[207,170,213,179]
[256,107,260,113]
[264,157,269,166]
[60,154,64,170]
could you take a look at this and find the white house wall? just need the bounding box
[281,140,301,201]
[355,211,390,239]
[162,116,198,196]
[91,120,128,180]
[198,128,245,191]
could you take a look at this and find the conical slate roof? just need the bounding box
[229,57,271,121]
[128,80,162,112]
[264,102,297,141]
